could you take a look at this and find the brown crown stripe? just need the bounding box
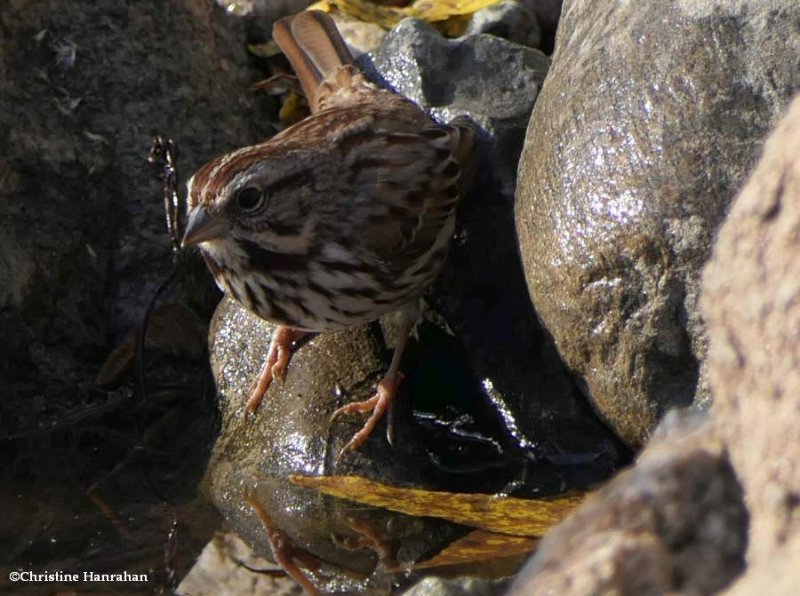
[192,145,281,205]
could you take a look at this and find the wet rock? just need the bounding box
[702,93,800,593]
[465,1,542,50]
[508,90,800,596]
[515,0,800,447]
[206,297,432,482]
[509,409,747,595]
[363,18,623,479]
[204,297,469,591]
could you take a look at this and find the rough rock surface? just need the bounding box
[514,0,800,447]
[508,410,747,595]
[1,0,269,435]
[1,0,268,588]
[509,90,800,596]
[703,94,800,594]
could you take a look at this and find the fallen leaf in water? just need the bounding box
[289,475,585,537]
[399,529,538,571]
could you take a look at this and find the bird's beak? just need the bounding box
[182,206,230,247]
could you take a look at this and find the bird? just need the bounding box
[181,10,476,454]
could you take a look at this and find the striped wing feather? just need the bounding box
[342,122,474,268]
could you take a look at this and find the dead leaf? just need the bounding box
[307,0,502,33]
[289,475,585,538]
[400,529,538,571]
[247,40,282,59]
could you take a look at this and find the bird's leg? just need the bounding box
[245,326,309,423]
[244,490,323,596]
[331,308,417,455]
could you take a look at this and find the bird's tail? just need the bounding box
[272,11,354,111]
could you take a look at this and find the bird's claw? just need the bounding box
[332,372,403,456]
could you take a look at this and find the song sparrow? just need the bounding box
[182,11,476,454]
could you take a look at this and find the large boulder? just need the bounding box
[510,90,800,596]
[514,0,800,447]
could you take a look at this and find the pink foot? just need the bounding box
[331,372,404,455]
[244,327,308,424]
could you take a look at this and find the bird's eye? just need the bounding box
[236,187,264,211]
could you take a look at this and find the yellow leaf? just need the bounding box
[278,92,310,126]
[307,0,503,30]
[289,475,585,538]
[401,529,538,571]
[246,40,282,59]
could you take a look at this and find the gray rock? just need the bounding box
[404,575,510,596]
[364,18,550,194]
[508,89,800,596]
[514,0,800,447]
[702,94,800,594]
[206,296,430,481]
[509,409,747,595]
[465,1,542,50]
